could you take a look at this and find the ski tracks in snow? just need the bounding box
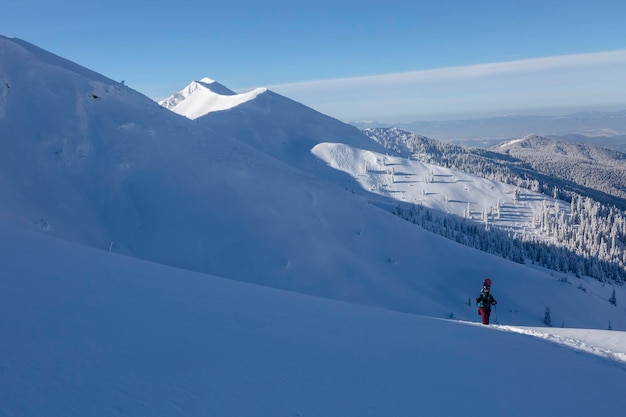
[492,324,626,365]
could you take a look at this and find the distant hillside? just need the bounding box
[550,134,626,153]
[493,135,626,205]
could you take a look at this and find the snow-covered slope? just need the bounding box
[494,134,626,202]
[2,222,625,417]
[1,35,625,331]
[158,77,267,119]
[312,141,561,233]
[161,78,384,180]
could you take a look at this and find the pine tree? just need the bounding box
[544,307,552,327]
[609,288,617,306]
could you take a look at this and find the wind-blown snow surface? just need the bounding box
[1,223,626,417]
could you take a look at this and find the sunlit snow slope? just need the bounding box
[159,77,267,119]
[312,142,562,233]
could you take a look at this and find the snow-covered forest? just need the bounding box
[393,194,626,283]
[498,135,626,202]
[364,128,626,283]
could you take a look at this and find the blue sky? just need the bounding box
[3,0,626,121]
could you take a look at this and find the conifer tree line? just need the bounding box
[393,196,625,284]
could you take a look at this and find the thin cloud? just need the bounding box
[265,50,626,122]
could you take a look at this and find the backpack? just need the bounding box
[477,293,493,309]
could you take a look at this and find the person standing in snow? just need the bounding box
[476,283,497,325]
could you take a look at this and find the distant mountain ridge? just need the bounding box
[494,134,626,204]
[354,110,626,148]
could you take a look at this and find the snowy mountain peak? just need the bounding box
[158,78,234,107]
[193,77,237,96]
[158,78,267,119]
[197,76,217,85]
